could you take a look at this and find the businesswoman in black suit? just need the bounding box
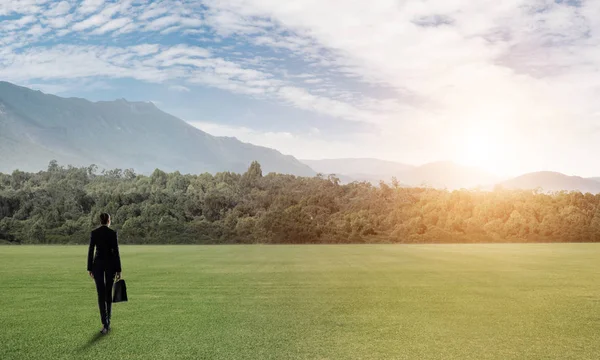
[87,213,122,334]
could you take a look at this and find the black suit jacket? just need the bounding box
[87,226,122,272]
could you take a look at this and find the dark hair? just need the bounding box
[100,213,111,225]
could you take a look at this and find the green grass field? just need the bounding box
[1,244,600,360]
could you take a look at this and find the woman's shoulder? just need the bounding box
[92,226,117,235]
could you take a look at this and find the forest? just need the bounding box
[1,160,599,244]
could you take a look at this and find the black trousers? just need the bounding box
[92,266,116,326]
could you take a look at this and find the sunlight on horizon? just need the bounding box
[449,104,522,177]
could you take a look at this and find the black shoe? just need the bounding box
[100,326,108,335]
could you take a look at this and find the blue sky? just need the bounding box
[1,0,600,177]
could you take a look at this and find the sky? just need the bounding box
[1,0,600,177]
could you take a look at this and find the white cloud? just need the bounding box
[131,44,160,56]
[0,0,44,16]
[12,15,37,28]
[154,45,212,61]
[252,34,320,58]
[179,17,203,28]
[26,24,50,37]
[72,1,131,31]
[293,73,316,78]
[55,28,72,37]
[277,86,379,124]
[183,28,205,35]
[160,25,181,35]
[91,17,132,35]
[0,45,175,83]
[71,14,106,31]
[138,5,169,21]
[304,78,322,84]
[146,15,181,30]
[46,1,71,17]
[0,42,281,100]
[112,22,137,35]
[78,0,105,15]
[188,121,357,159]
[203,8,267,36]
[145,15,202,31]
[187,72,269,95]
[168,85,190,92]
[44,14,73,29]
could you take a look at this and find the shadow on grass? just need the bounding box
[76,331,108,353]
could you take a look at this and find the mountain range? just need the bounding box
[302,158,501,189]
[1,81,599,194]
[499,172,600,194]
[303,158,600,194]
[0,81,313,176]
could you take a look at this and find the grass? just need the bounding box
[1,244,600,360]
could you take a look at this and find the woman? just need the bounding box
[87,213,122,334]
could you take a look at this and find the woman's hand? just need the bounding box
[88,271,94,279]
[115,272,122,280]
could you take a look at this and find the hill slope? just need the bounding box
[0,81,314,175]
[501,172,600,194]
[400,161,502,189]
[300,158,415,183]
[301,158,501,189]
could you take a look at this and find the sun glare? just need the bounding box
[456,121,511,176]
[448,99,531,177]
[462,132,496,166]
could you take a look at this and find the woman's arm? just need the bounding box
[113,231,122,276]
[87,232,95,277]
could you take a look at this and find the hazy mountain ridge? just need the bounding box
[302,158,502,190]
[302,158,414,175]
[0,81,314,176]
[500,172,600,194]
[399,161,502,189]
[300,158,600,194]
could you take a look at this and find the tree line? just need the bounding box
[1,160,599,244]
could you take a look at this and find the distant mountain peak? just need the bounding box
[0,81,314,176]
[501,171,600,194]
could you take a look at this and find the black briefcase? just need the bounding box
[113,279,128,303]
